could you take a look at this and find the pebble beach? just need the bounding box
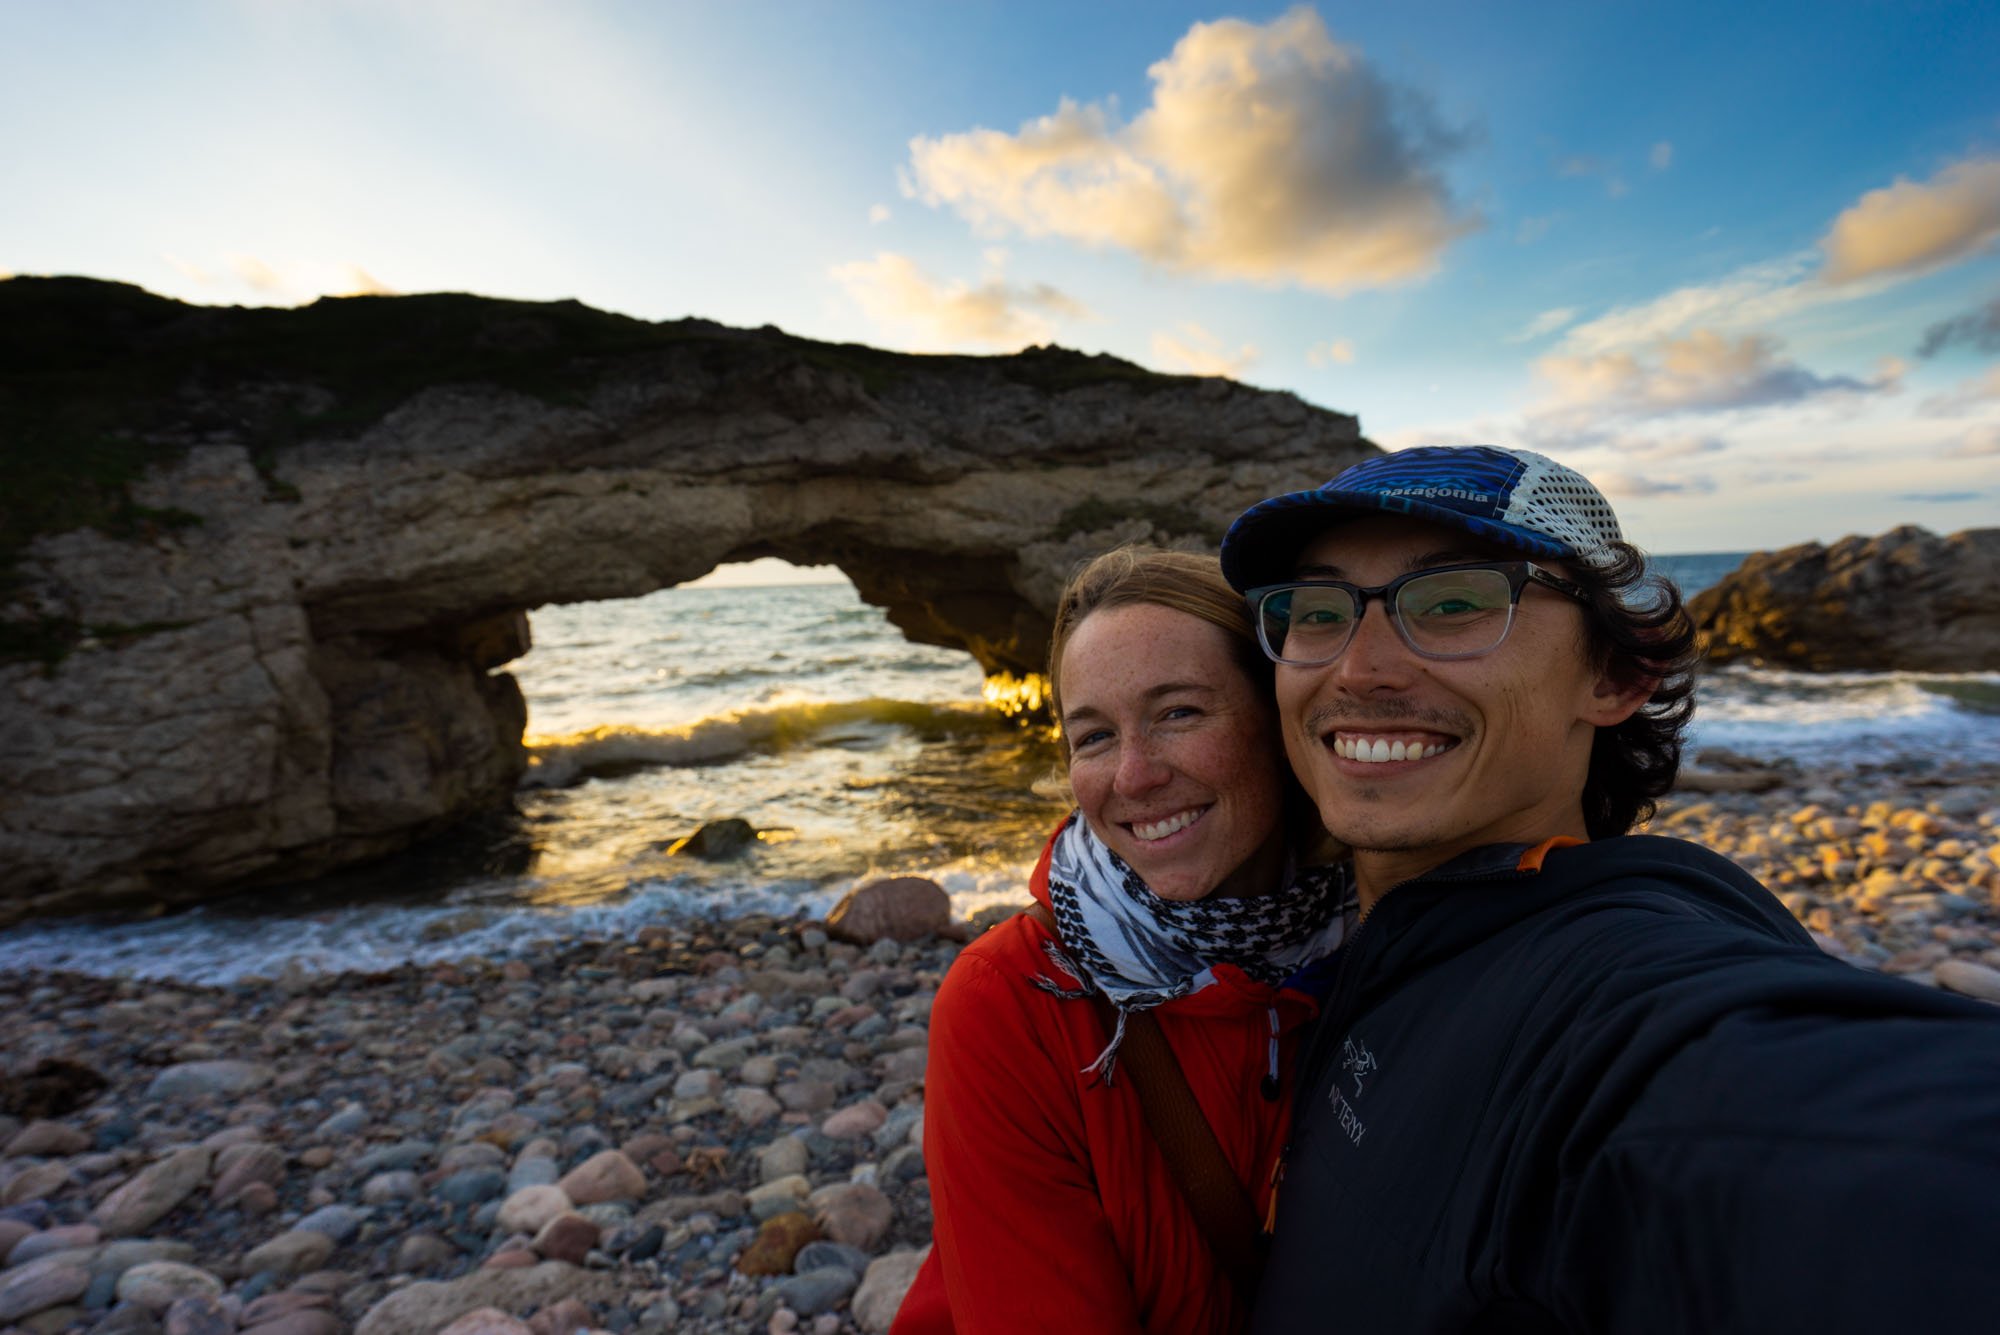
[3,756,1999,1335]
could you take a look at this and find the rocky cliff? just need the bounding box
[0,277,1372,918]
[1689,525,2000,672]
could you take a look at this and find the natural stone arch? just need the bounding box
[0,279,1374,918]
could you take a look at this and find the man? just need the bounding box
[1218,445,2000,1332]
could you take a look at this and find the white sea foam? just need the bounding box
[0,854,1049,985]
[521,698,994,788]
[26,572,1997,986]
[1690,667,2000,766]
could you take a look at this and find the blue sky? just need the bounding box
[5,0,1998,554]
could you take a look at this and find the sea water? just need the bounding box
[6,554,1997,983]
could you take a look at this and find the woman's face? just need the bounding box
[1058,602,1289,901]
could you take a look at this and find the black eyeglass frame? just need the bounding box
[1245,560,1590,666]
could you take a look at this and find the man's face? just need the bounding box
[1274,515,1638,888]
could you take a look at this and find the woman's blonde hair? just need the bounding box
[1045,545,1269,736]
[1041,544,1338,862]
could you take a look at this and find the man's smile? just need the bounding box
[1331,732,1458,763]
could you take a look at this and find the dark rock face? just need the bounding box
[0,278,1372,916]
[1690,525,2000,672]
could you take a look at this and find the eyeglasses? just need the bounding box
[1246,561,1589,666]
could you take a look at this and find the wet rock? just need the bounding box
[0,1256,92,1323]
[352,1141,434,1176]
[737,1212,820,1277]
[86,1301,166,1335]
[554,1150,643,1206]
[2,1161,72,1206]
[0,1059,108,1119]
[529,1213,599,1266]
[239,1312,341,1335]
[436,1309,534,1335]
[240,1230,335,1277]
[666,819,758,861]
[352,1260,618,1335]
[794,1241,872,1278]
[10,1223,101,1266]
[724,1087,783,1127]
[771,1266,857,1318]
[91,1240,197,1280]
[853,1248,930,1333]
[820,1100,888,1139]
[812,1182,893,1251]
[394,1232,458,1274]
[113,1262,223,1314]
[291,1204,368,1244]
[525,1296,595,1335]
[237,1291,333,1328]
[361,1171,421,1204]
[161,1292,232,1335]
[825,877,951,945]
[496,1186,572,1235]
[0,1216,34,1260]
[91,1148,211,1237]
[143,1062,273,1102]
[756,1136,810,1184]
[437,1167,508,1205]
[210,1143,286,1205]
[746,1175,812,1221]
[5,1121,92,1158]
[313,1104,368,1139]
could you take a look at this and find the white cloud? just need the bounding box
[228,253,287,294]
[1591,470,1715,499]
[169,254,396,301]
[905,6,1476,294]
[1537,328,1878,420]
[828,251,1088,351]
[1307,338,1355,366]
[1650,141,1674,171]
[868,204,891,224]
[163,254,214,285]
[1922,364,2000,415]
[1557,253,1833,355]
[1821,154,2000,284]
[1152,322,1259,377]
[1505,306,1578,344]
[340,266,395,296]
[1944,423,2000,457]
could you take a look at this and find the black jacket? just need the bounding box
[1252,835,2000,1333]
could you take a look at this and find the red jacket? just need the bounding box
[894,837,1320,1335]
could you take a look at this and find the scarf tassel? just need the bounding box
[1082,1003,1131,1087]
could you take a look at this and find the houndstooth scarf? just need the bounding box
[1034,812,1350,1081]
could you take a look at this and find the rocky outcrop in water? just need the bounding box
[1689,525,2000,672]
[0,277,1370,918]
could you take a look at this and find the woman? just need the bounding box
[893,547,1350,1335]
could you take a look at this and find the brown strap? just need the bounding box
[1022,903,1265,1303]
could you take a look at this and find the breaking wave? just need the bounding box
[521,697,999,788]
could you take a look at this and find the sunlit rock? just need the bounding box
[0,277,1370,917]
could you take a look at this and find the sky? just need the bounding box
[5,0,1999,558]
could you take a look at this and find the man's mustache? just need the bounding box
[1299,698,1474,737]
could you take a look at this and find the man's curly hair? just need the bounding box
[1568,542,1701,838]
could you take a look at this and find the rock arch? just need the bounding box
[0,279,1372,917]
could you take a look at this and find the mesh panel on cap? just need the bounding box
[1499,450,1623,561]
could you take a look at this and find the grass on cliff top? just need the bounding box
[0,277,1190,583]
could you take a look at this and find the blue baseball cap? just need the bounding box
[1219,444,1625,592]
